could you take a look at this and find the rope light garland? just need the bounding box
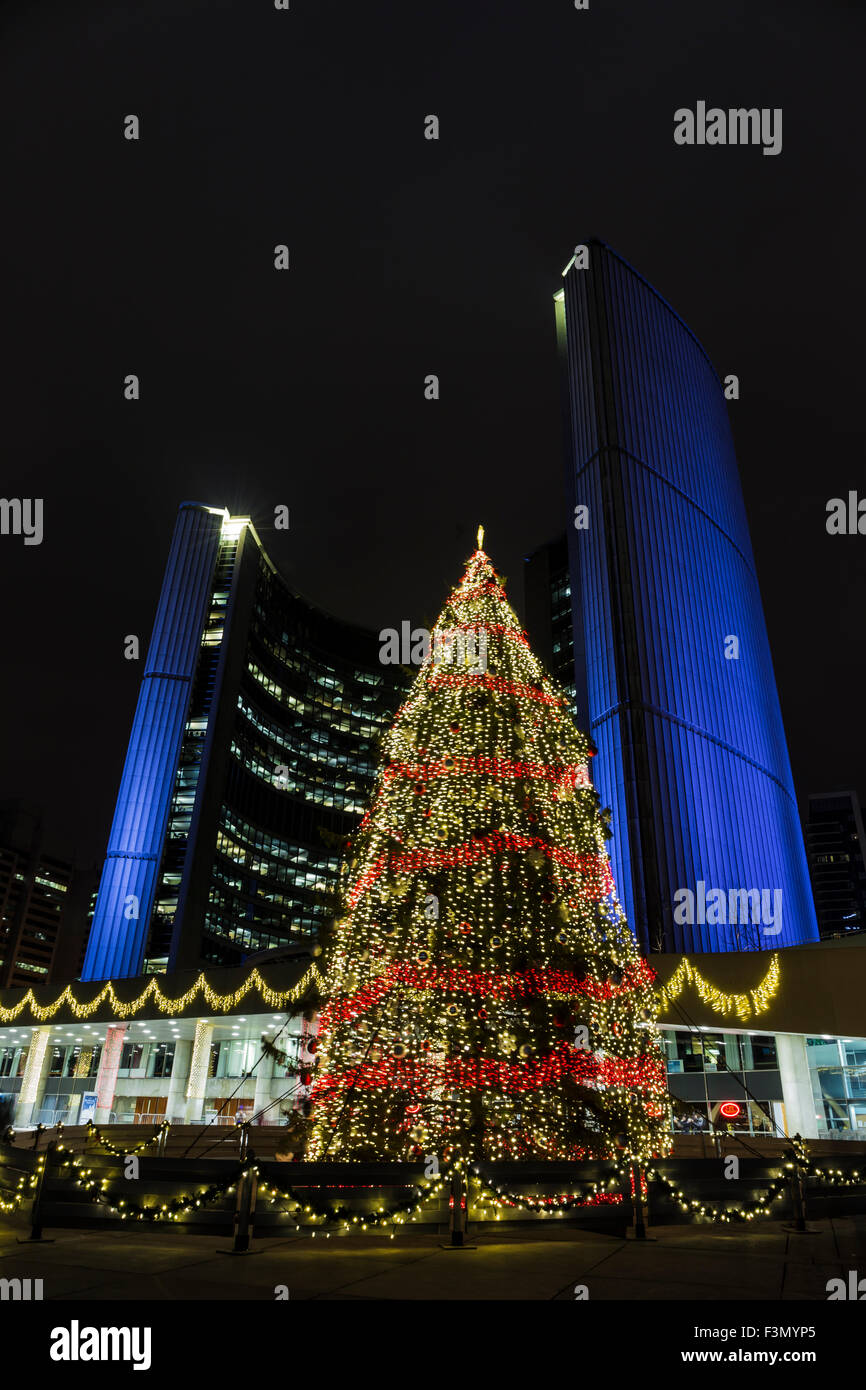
[55,1146,250,1222]
[469,1165,624,1215]
[37,1141,448,1236]
[647,1164,789,1223]
[657,954,780,1022]
[258,1171,450,1236]
[0,1169,35,1212]
[0,1150,45,1213]
[803,1163,865,1187]
[6,1136,863,1232]
[789,1134,865,1188]
[85,1120,168,1157]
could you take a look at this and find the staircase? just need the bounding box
[7,1124,293,1161]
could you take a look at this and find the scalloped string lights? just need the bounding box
[657,954,780,1022]
[0,963,323,1026]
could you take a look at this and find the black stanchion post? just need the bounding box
[632,1165,647,1240]
[450,1168,464,1246]
[229,1168,257,1254]
[781,1136,815,1235]
[788,1157,807,1232]
[797,1164,808,1230]
[440,1166,475,1249]
[158,1121,169,1158]
[18,1139,55,1244]
[31,1123,44,1152]
[618,1162,631,1235]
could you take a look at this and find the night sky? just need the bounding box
[2,0,864,868]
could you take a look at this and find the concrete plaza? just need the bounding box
[1,1214,863,1300]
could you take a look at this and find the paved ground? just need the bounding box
[1,1214,864,1299]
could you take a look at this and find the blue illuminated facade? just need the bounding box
[83,504,407,982]
[83,506,225,979]
[555,242,818,954]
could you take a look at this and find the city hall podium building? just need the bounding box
[1,940,865,1138]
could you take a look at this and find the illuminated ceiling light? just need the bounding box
[221,516,250,541]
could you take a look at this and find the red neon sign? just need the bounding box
[719,1102,741,1118]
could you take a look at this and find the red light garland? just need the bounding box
[382,755,591,787]
[319,959,657,1030]
[427,671,568,706]
[312,1042,667,1099]
[346,831,615,910]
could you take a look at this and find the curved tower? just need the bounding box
[556,241,818,954]
[82,504,408,980]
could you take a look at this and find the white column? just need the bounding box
[184,1021,213,1123]
[776,1033,818,1139]
[16,1027,52,1127]
[252,1050,275,1125]
[165,1039,192,1123]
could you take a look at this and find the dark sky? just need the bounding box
[2,0,865,866]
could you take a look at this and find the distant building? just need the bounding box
[805,792,866,939]
[554,241,818,954]
[82,504,408,982]
[523,534,579,717]
[0,802,74,988]
[50,866,100,983]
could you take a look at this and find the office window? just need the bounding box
[0,1047,28,1078]
[148,1043,175,1078]
[118,1043,146,1077]
[742,1035,778,1070]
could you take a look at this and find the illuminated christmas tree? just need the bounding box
[306,531,670,1165]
